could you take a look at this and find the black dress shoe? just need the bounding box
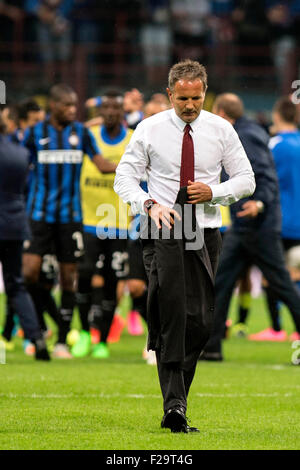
[198,351,223,362]
[161,406,187,433]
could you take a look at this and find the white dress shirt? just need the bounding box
[114,108,255,228]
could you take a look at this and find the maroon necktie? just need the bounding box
[180,124,194,187]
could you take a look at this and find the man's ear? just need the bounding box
[166,87,172,104]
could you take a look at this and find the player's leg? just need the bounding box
[253,232,300,336]
[0,298,17,351]
[91,239,129,358]
[37,253,59,334]
[1,240,50,360]
[22,221,54,335]
[52,222,83,358]
[22,221,51,286]
[71,232,98,357]
[203,230,250,359]
[231,267,252,338]
[127,238,148,334]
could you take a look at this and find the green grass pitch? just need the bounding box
[0,294,299,450]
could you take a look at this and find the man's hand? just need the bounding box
[148,204,181,229]
[237,200,260,218]
[187,180,213,204]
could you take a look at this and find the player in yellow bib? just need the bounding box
[73,91,133,358]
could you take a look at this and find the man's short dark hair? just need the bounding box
[168,59,208,91]
[18,99,41,121]
[50,84,76,102]
[102,89,124,105]
[273,96,297,124]
[102,89,123,100]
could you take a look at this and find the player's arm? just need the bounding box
[85,96,102,108]
[83,127,116,173]
[92,153,117,173]
[22,126,37,165]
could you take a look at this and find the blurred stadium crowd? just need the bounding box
[2,0,300,101]
[0,1,300,366]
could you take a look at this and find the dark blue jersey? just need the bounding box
[7,129,24,144]
[0,135,30,240]
[23,120,100,224]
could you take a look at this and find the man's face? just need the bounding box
[167,79,206,123]
[51,92,77,125]
[101,97,124,129]
[22,110,44,129]
[144,101,168,119]
[2,107,17,134]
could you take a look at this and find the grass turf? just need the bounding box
[0,294,299,450]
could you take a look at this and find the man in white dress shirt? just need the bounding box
[114,60,255,433]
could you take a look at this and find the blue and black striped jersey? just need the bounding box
[23,120,100,223]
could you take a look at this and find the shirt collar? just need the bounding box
[171,108,203,132]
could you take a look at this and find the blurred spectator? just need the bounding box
[0,1,24,61]
[24,0,75,84]
[266,1,298,93]
[140,0,172,84]
[0,0,23,23]
[71,0,112,83]
[170,0,211,63]
[232,0,271,68]
[72,0,100,45]
[209,0,234,43]
[208,1,235,86]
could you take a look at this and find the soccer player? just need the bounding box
[72,90,132,358]
[18,99,45,136]
[250,97,300,342]
[22,84,117,359]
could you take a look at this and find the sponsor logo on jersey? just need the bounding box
[38,150,83,164]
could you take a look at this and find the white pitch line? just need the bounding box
[196,392,293,398]
[0,392,294,399]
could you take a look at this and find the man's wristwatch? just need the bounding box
[144,199,158,214]
[255,200,264,213]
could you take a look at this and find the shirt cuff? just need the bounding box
[208,183,235,206]
[131,193,151,216]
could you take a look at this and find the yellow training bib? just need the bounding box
[80,125,133,231]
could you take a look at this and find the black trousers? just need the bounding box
[205,229,300,353]
[0,240,42,341]
[143,229,222,414]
